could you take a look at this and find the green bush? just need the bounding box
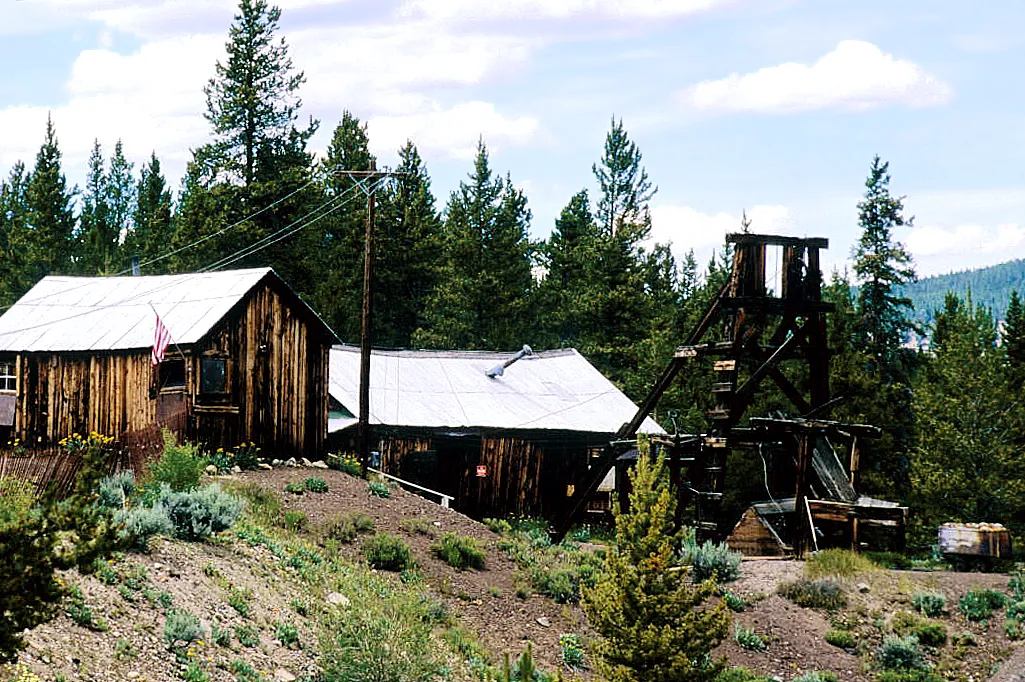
[876,635,925,670]
[913,622,947,647]
[874,671,944,682]
[284,481,305,495]
[959,588,1008,621]
[431,533,486,570]
[734,624,767,652]
[684,539,742,583]
[235,624,259,647]
[484,517,513,535]
[160,484,243,541]
[227,587,252,617]
[777,578,845,610]
[115,504,174,550]
[320,512,374,543]
[559,633,584,669]
[721,589,746,612]
[163,609,203,647]
[399,518,432,536]
[283,510,307,532]
[95,471,135,509]
[824,629,855,649]
[1010,571,1025,601]
[911,591,946,618]
[367,481,390,498]
[364,533,413,571]
[805,549,875,579]
[147,438,205,493]
[866,551,913,570]
[222,481,281,527]
[303,477,328,493]
[0,477,36,523]
[329,452,362,477]
[211,623,231,647]
[275,621,299,648]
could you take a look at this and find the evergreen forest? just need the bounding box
[2,0,1024,550]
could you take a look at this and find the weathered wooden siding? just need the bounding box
[11,278,331,456]
[18,351,157,445]
[197,282,330,456]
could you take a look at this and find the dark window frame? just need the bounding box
[200,357,228,395]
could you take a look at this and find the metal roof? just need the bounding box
[0,268,275,353]
[328,345,665,435]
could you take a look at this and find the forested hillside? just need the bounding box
[901,259,1025,326]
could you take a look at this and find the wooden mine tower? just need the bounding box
[555,232,906,556]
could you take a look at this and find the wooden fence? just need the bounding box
[0,408,189,498]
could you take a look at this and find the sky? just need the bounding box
[2,0,1024,278]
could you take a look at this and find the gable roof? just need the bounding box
[328,345,665,435]
[0,268,329,353]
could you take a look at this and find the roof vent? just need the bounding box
[486,345,533,378]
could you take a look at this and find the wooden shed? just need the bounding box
[327,345,664,520]
[0,268,334,457]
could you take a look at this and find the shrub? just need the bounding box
[227,588,252,617]
[364,533,413,571]
[235,624,259,647]
[824,629,855,649]
[147,437,205,492]
[959,588,1008,621]
[275,621,300,648]
[777,578,845,610]
[876,635,925,670]
[866,551,913,570]
[303,477,328,493]
[913,622,947,647]
[684,539,742,583]
[721,589,745,612]
[0,477,36,523]
[1010,571,1025,601]
[284,481,305,495]
[115,504,174,550]
[559,633,584,669]
[874,671,944,682]
[912,591,946,618]
[163,609,203,647]
[484,517,513,535]
[222,480,281,527]
[95,471,135,509]
[734,624,767,652]
[399,518,432,536]
[211,622,231,647]
[283,510,307,532]
[805,549,875,579]
[367,481,390,498]
[431,533,486,570]
[159,484,243,541]
[330,452,362,477]
[320,512,374,543]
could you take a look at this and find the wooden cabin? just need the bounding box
[0,268,334,457]
[327,345,664,520]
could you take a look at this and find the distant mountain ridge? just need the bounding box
[898,259,1025,327]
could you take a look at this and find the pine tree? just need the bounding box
[308,111,376,340]
[1004,290,1025,390]
[540,189,598,347]
[106,140,135,271]
[0,163,31,305]
[128,152,173,271]
[583,439,730,682]
[416,140,534,350]
[375,141,443,347]
[852,155,917,374]
[201,0,315,190]
[911,293,1025,542]
[593,117,655,239]
[24,115,76,280]
[77,140,111,274]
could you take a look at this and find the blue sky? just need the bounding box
[2,0,1024,278]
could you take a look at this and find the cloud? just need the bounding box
[906,223,1025,259]
[369,102,540,159]
[648,203,794,265]
[680,40,953,113]
[399,0,733,22]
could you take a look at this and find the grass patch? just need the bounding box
[431,533,486,570]
[824,629,856,649]
[364,533,414,571]
[911,591,946,618]
[805,549,876,579]
[777,578,845,610]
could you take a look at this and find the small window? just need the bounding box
[159,359,187,390]
[0,360,16,393]
[200,358,227,395]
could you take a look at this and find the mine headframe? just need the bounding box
[552,232,887,555]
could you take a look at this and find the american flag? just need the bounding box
[152,314,172,366]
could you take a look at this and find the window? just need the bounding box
[158,359,186,391]
[200,358,227,394]
[0,360,16,393]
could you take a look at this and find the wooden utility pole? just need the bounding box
[357,162,378,474]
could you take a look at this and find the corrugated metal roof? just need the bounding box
[0,268,273,352]
[329,345,665,435]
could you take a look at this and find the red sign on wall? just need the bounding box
[476,465,487,477]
